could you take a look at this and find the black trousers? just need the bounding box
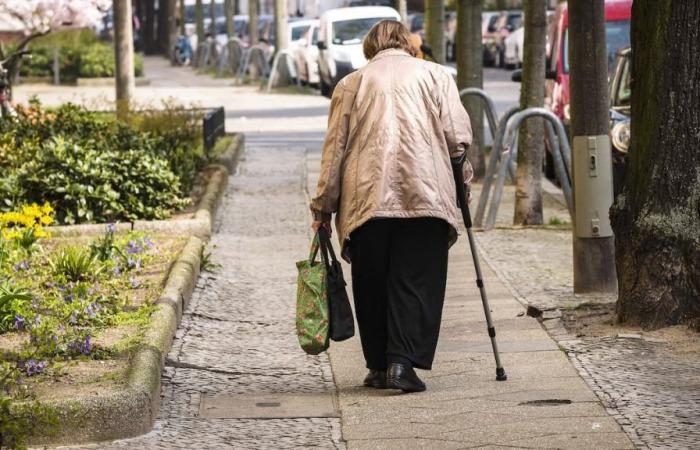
[349,217,449,371]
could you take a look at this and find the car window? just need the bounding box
[332,17,394,45]
[292,25,311,41]
[311,27,319,45]
[507,14,522,29]
[617,55,631,106]
[563,19,630,74]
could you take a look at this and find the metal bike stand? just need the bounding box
[484,107,574,231]
[266,50,302,92]
[473,106,520,228]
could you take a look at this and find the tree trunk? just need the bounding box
[158,0,173,54]
[274,0,289,52]
[456,0,485,179]
[225,0,235,38]
[514,0,546,225]
[114,0,135,118]
[249,0,259,47]
[610,1,700,329]
[180,0,186,35]
[209,0,217,35]
[424,0,445,64]
[396,0,408,26]
[143,0,156,54]
[569,0,617,293]
[196,0,205,46]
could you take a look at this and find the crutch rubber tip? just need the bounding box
[496,368,507,381]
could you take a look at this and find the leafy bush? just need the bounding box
[18,29,143,80]
[0,102,201,224]
[17,137,187,224]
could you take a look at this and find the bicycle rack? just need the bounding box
[236,44,270,84]
[473,105,520,227]
[482,107,573,231]
[266,50,302,92]
[217,38,245,76]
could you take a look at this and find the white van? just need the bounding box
[317,6,401,97]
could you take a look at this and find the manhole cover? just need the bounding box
[199,392,339,419]
[519,399,573,406]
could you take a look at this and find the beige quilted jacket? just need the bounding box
[310,48,473,260]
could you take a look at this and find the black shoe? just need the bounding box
[363,370,387,389]
[386,363,426,393]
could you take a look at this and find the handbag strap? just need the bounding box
[317,228,338,271]
[308,234,321,264]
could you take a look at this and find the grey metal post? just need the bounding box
[473,106,519,228]
[459,87,499,141]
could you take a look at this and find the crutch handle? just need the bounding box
[451,154,473,229]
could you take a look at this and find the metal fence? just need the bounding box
[202,106,226,155]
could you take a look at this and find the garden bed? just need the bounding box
[0,203,206,445]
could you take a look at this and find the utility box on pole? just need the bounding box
[568,0,617,293]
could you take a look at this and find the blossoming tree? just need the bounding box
[0,0,110,94]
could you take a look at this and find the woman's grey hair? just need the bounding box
[363,19,418,60]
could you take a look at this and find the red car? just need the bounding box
[546,0,632,125]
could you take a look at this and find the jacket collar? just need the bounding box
[371,48,412,62]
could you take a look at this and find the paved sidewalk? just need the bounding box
[306,153,635,449]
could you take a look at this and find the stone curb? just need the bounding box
[29,236,205,446]
[49,133,244,239]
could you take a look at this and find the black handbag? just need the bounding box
[318,228,355,342]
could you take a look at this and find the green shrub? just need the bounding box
[17,137,187,224]
[18,29,143,80]
[0,280,32,333]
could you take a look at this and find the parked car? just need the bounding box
[317,6,401,97]
[293,20,321,85]
[408,12,424,34]
[503,26,523,69]
[483,10,523,67]
[609,46,631,197]
[545,0,632,125]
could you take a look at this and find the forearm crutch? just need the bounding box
[451,153,507,382]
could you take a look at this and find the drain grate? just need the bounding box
[199,392,339,419]
[519,399,573,406]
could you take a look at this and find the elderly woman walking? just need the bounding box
[310,20,473,393]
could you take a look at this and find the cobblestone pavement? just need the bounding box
[475,226,700,449]
[62,140,343,449]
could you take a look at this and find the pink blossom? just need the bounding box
[1,0,110,35]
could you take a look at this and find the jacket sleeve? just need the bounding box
[310,82,353,220]
[439,70,474,186]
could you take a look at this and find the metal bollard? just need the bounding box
[266,50,301,92]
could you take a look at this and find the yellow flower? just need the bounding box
[1,229,21,240]
[41,203,54,215]
[40,215,53,226]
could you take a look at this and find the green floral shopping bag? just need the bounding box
[296,234,330,355]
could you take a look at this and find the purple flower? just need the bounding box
[126,240,142,255]
[143,237,155,249]
[45,281,55,289]
[127,257,141,270]
[64,294,74,304]
[85,302,101,318]
[87,287,95,296]
[79,335,91,355]
[24,359,47,377]
[106,223,116,234]
[14,315,25,330]
[129,275,140,288]
[68,312,78,325]
[113,265,122,275]
[13,260,29,271]
[34,315,41,327]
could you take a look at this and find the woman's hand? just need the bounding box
[311,220,332,236]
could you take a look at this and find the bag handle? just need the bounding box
[317,227,338,271]
[308,234,321,264]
